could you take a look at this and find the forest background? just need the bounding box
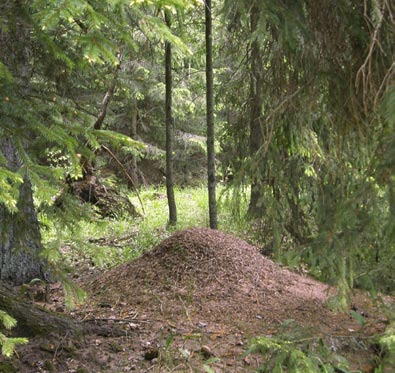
[0,0,394,369]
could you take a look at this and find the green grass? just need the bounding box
[39,186,241,267]
[40,184,254,269]
[133,184,211,228]
[129,184,255,253]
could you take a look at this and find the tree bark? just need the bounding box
[0,6,49,285]
[165,11,177,226]
[205,0,218,229]
[0,283,121,337]
[93,54,121,131]
[0,140,48,287]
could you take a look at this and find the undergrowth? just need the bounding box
[247,317,395,372]
[40,184,253,269]
[37,184,394,370]
[246,319,356,373]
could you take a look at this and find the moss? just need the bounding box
[109,341,123,353]
[43,359,55,371]
[0,361,17,373]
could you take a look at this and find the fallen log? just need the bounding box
[0,283,121,338]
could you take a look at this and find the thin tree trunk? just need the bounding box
[93,54,121,131]
[165,11,177,225]
[247,7,265,218]
[81,56,121,176]
[205,0,218,229]
[129,108,139,185]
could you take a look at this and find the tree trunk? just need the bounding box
[247,7,265,218]
[0,6,49,285]
[205,0,218,229]
[0,139,48,286]
[0,284,81,337]
[0,283,121,337]
[165,11,177,226]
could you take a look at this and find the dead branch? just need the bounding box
[101,144,145,215]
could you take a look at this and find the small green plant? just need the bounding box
[246,320,354,373]
[0,310,28,357]
[203,357,221,373]
[376,319,395,372]
[157,332,193,370]
[349,310,366,327]
[159,333,177,368]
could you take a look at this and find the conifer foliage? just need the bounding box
[220,0,394,301]
[0,0,194,354]
[0,0,188,283]
[0,0,393,357]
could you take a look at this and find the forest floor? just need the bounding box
[4,228,393,372]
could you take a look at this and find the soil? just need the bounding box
[2,228,393,372]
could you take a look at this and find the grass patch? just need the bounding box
[40,184,260,269]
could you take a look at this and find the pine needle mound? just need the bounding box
[92,228,338,328]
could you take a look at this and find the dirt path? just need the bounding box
[3,228,392,372]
